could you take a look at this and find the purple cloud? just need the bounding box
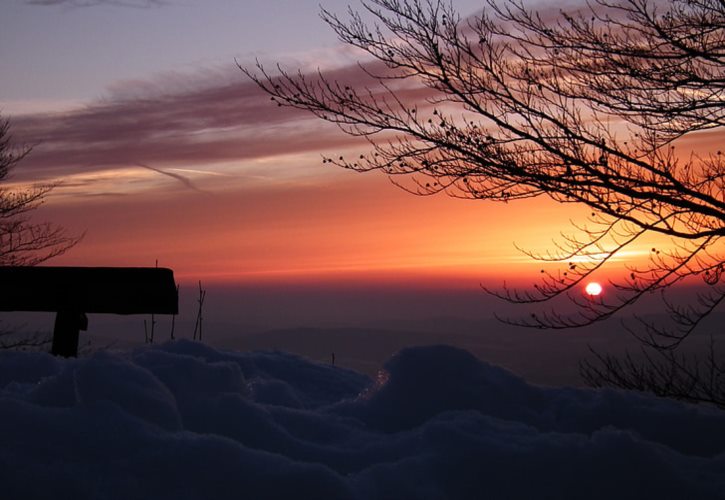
[9,61,421,182]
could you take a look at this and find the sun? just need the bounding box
[585,282,603,296]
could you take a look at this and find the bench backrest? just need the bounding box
[0,266,178,314]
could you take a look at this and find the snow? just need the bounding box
[0,340,723,499]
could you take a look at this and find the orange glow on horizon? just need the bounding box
[39,167,662,290]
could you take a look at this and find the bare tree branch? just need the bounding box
[243,0,725,406]
[0,116,80,267]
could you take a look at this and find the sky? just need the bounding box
[0,0,612,286]
[1,0,721,348]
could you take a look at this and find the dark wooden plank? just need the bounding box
[0,266,178,314]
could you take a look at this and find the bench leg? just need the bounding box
[51,311,85,357]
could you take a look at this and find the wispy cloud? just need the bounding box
[136,163,203,193]
[9,61,418,186]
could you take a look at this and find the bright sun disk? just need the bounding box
[585,282,603,296]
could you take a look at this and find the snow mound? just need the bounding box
[0,341,723,499]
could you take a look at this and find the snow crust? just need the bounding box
[0,341,723,499]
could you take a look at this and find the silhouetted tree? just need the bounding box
[244,0,724,406]
[1,114,79,348]
[1,115,77,265]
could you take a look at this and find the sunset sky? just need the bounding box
[0,0,702,293]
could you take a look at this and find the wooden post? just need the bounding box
[51,311,88,358]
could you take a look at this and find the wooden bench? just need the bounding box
[0,266,178,357]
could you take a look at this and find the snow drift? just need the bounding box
[0,341,723,499]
